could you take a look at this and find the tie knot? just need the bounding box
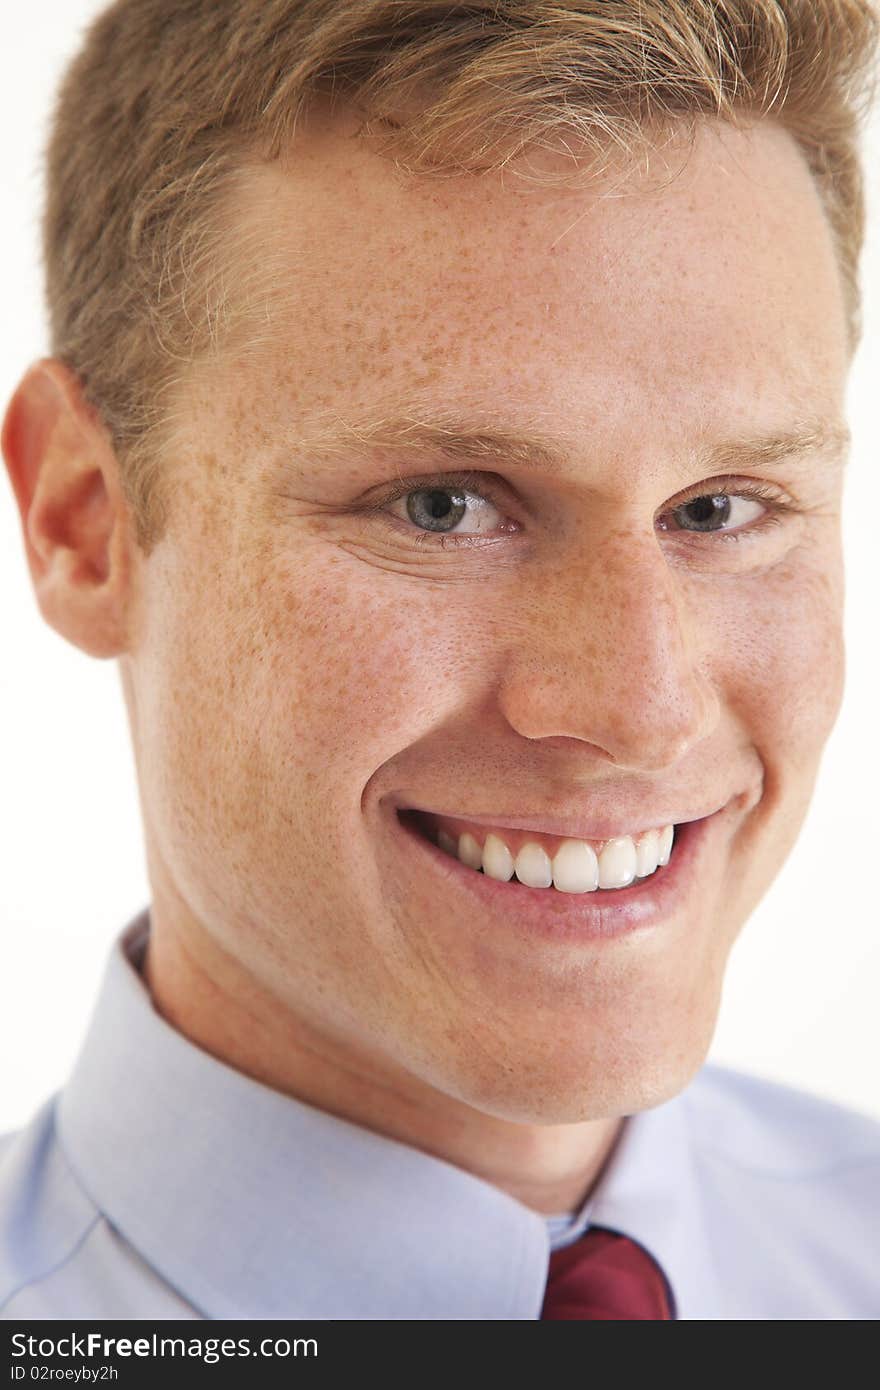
[541,1226,673,1320]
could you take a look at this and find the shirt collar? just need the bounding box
[57,908,722,1319]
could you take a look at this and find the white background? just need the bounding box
[1,3,878,1134]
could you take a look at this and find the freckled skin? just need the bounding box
[4,116,849,1213]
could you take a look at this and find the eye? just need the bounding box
[387,484,506,536]
[362,472,791,548]
[666,492,767,533]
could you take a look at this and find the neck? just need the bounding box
[141,908,624,1217]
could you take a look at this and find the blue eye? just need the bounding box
[668,493,768,534]
[394,486,505,536]
[406,488,468,532]
[664,489,767,530]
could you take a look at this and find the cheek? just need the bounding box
[136,541,476,939]
[251,550,475,771]
[710,545,845,772]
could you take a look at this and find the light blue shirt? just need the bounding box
[2,908,879,1320]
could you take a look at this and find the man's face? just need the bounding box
[124,116,849,1123]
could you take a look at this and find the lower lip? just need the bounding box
[392,807,718,944]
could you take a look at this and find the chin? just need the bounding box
[428,1024,716,1127]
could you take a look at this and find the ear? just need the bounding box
[1,359,136,659]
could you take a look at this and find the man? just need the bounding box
[1,0,878,1320]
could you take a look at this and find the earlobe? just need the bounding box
[1,358,133,659]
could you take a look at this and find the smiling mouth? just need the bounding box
[392,802,722,942]
[399,807,678,894]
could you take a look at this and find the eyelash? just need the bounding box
[359,470,795,547]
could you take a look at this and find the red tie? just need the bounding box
[541,1227,673,1319]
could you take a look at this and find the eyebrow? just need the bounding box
[300,410,851,476]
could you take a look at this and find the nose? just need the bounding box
[495,530,720,772]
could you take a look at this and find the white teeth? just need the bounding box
[514,843,553,888]
[440,820,677,893]
[657,824,674,866]
[552,839,599,893]
[597,836,637,889]
[482,832,515,882]
[458,832,483,870]
[635,828,660,879]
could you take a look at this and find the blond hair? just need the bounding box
[43,0,879,554]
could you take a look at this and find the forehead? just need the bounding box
[207,115,848,457]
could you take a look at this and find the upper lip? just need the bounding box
[392,795,731,843]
